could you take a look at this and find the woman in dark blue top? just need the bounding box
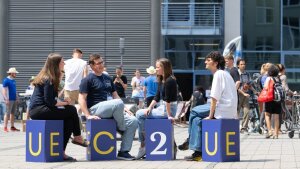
[29,53,86,161]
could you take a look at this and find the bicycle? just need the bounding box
[282,93,300,138]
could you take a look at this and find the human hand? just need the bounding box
[144,108,151,116]
[204,116,213,120]
[244,93,250,97]
[87,115,100,120]
[64,97,71,105]
[168,116,175,124]
[126,110,134,116]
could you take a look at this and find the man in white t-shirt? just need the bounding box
[64,48,88,105]
[183,51,237,161]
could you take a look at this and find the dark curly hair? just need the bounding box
[268,64,279,77]
[205,51,225,70]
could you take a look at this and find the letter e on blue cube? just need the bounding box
[202,119,240,162]
[145,119,174,160]
[86,119,117,161]
[26,120,63,162]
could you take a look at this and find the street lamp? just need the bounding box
[119,37,125,66]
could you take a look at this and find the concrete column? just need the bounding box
[0,0,8,80]
[224,0,241,44]
[150,0,161,66]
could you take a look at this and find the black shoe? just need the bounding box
[117,151,135,160]
[117,129,125,135]
[184,151,202,161]
[64,155,77,162]
[178,138,189,151]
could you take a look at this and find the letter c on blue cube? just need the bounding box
[202,119,240,162]
[86,119,117,161]
[26,120,64,162]
[145,119,174,161]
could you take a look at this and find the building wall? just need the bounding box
[6,0,151,95]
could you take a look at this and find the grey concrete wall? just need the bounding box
[0,0,8,80]
[224,0,241,45]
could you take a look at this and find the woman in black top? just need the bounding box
[135,58,178,160]
[29,53,87,161]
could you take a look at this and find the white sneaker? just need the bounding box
[135,147,146,160]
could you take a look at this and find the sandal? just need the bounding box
[71,137,88,147]
[265,132,273,139]
[64,155,77,162]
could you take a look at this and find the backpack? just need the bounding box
[253,75,263,92]
[272,77,285,102]
[190,91,205,108]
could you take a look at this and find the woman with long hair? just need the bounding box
[135,58,178,160]
[29,53,87,161]
[264,64,281,139]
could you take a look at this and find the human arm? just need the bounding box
[2,87,9,104]
[112,91,120,99]
[144,99,157,116]
[124,106,134,116]
[78,93,100,119]
[83,65,88,78]
[119,76,128,90]
[43,80,63,107]
[205,97,217,119]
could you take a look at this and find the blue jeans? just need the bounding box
[136,103,177,142]
[90,99,138,152]
[0,102,6,122]
[188,103,210,152]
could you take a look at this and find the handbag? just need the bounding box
[257,79,274,102]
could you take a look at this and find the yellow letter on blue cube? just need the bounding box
[145,119,174,160]
[26,120,63,162]
[86,119,117,161]
[202,119,240,162]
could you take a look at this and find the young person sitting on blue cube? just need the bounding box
[78,53,138,160]
[135,58,178,160]
[29,53,88,162]
[181,51,238,161]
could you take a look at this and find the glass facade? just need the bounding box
[164,36,223,70]
[243,0,300,90]
[163,0,300,96]
[283,0,300,50]
[162,0,224,96]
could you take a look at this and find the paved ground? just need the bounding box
[1,121,300,169]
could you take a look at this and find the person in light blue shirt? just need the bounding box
[143,66,158,107]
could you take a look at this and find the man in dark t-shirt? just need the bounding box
[112,66,127,98]
[78,53,137,160]
[225,54,240,84]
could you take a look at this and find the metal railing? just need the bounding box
[161,2,223,33]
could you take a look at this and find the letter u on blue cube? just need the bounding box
[26,120,64,162]
[202,119,240,162]
[86,119,117,161]
[145,119,174,161]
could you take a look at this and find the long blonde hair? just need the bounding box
[33,53,63,92]
[260,62,271,75]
